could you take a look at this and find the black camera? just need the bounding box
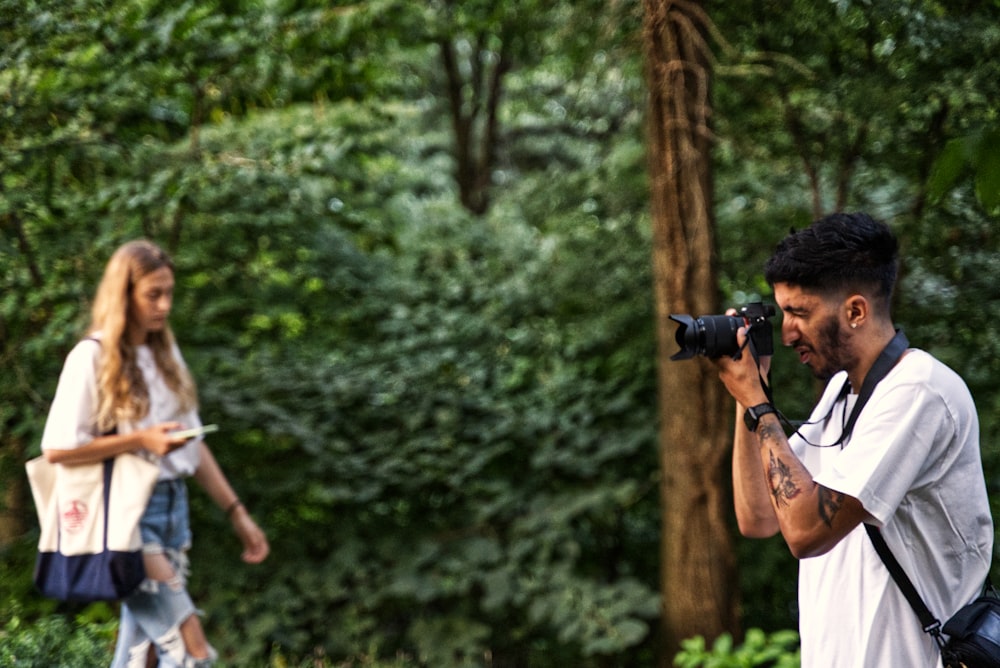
[669,302,776,360]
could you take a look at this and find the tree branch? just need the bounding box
[779,92,823,218]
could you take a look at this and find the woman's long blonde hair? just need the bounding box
[90,240,197,432]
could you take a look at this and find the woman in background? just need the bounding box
[41,240,269,667]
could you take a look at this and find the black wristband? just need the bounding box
[225,499,243,518]
[743,403,777,432]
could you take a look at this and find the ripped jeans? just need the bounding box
[111,478,216,668]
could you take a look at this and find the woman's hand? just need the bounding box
[137,422,188,457]
[192,442,270,564]
[230,506,270,564]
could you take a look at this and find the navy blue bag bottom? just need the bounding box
[34,548,146,603]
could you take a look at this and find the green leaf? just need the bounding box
[927,136,969,201]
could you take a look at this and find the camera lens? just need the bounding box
[669,302,775,361]
[670,314,741,359]
[694,315,742,358]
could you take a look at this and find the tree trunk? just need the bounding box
[641,1,740,662]
[0,447,27,547]
[439,34,510,216]
[0,210,33,547]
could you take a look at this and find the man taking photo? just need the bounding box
[715,212,993,666]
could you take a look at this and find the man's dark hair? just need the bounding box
[763,212,899,305]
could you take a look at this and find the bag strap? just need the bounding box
[843,330,947,647]
[865,524,946,647]
[102,458,114,551]
[58,337,118,553]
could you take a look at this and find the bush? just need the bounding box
[0,610,423,668]
[0,609,117,668]
[673,628,801,668]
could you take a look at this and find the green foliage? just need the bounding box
[4,0,1000,666]
[673,629,801,668]
[928,128,1000,214]
[0,607,117,668]
[162,103,660,666]
[3,57,658,661]
[734,537,798,633]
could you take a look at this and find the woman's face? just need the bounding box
[128,265,174,343]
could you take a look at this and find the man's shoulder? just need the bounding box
[897,348,968,386]
[891,349,977,423]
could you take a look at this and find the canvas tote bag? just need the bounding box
[26,452,160,602]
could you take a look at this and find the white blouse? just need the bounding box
[40,336,203,480]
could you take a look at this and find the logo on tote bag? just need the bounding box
[61,500,88,533]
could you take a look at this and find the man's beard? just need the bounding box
[811,315,855,381]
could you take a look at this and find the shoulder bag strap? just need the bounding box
[846,330,947,647]
[864,524,945,646]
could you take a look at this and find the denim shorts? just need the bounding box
[139,477,193,552]
[111,479,215,668]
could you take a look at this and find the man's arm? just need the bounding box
[717,327,870,558]
[732,402,780,538]
[749,411,870,558]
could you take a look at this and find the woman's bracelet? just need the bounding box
[225,499,243,518]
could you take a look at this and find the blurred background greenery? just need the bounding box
[2,0,998,666]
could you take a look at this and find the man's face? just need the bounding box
[773,282,856,381]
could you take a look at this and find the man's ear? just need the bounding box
[844,294,868,329]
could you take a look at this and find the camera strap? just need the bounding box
[740,325,775,406]
[840,328,909,446]
[791,328,909,448]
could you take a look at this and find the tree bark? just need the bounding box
[0,208,35,547]
[0,438,27,547]
[439,34,510,216]
[641,0,740,662]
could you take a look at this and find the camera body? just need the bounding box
[669,302,776,360]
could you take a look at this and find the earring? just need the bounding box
[850,323,858,329]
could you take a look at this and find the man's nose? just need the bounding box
[781,321,797,346]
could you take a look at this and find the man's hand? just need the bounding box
[715,315,772,410]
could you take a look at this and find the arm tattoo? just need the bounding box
[757,420,784,445]
[817,487,845,527]
[767,449,801,507]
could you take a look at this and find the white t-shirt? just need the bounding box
[40,337,203,480]
[791,349,993,667]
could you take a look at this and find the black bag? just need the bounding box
[940,588,1000,668]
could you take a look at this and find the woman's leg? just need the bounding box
[123,550,216,667]
[131,480,215,667]
[110,600,151,668]
[142,552,212,660]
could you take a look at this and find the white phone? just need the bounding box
[170,424,219,440]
